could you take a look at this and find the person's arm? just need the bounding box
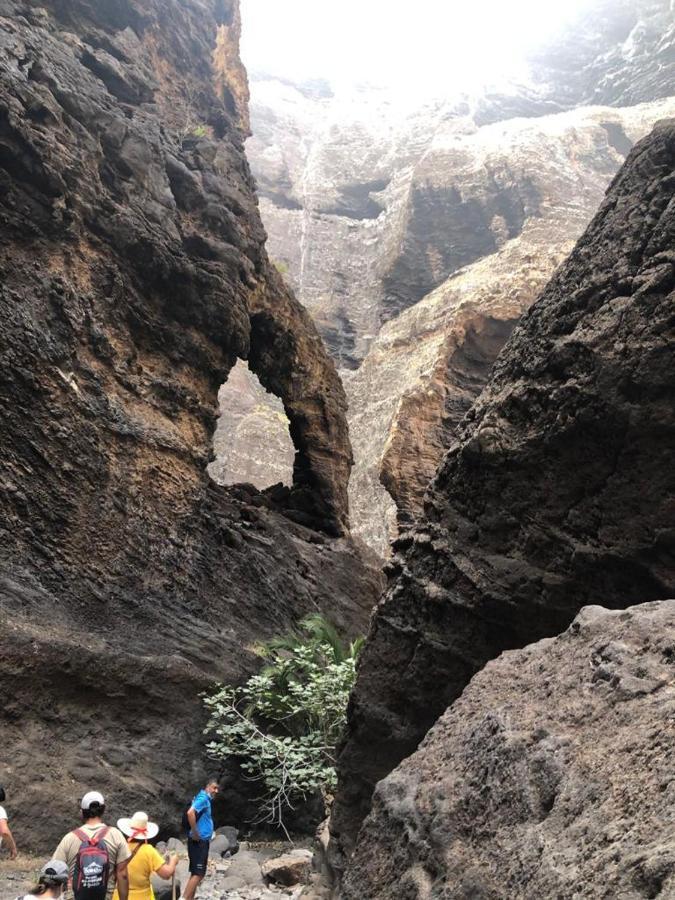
[115,861,129,900]
[156,853,179,880]
[186,807,199,840]
[0,819,17,859]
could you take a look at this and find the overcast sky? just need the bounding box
[239,0,592,93]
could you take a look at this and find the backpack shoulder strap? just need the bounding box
[128,842,143,863]
[73,825,109,846]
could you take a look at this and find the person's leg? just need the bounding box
[182,874,203,900]
[183,839,208,900]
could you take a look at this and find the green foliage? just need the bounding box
[204,615,361,833]
[190,124,208,138]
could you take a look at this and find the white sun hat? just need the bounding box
[117,811,159,841]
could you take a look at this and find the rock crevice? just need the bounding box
[331,117,675,862]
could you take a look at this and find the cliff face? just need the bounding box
[247,90,675,554]
[238,2,675,557]
[343,601,675,899]
[346,99,675,551]
[0,0,381,848]
[331,118,675,860]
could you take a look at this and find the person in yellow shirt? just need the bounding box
[112,812,178,900]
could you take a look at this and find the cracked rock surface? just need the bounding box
[331,117,675,861]
[343,601,675,899]
[0,0,380,849]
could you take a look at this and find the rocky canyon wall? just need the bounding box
[330,117,675,862]
[343,601,675,899]
[241,0,675,554]
[0,0,382,848]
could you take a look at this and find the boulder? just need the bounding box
[226,848,269,886]
[262,853,312,886]
[215,824,240,855]
[219,875,247,891]
[342,601,675,899]
[165,838,186,855]
[208,834,231,858]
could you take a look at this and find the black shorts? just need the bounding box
[187,838,209,876]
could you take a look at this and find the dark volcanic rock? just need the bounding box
[331,119,675,861]
[343,600,675,899]
[0,0,381,849]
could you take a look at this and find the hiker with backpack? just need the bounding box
[0,783,18,859]
[181,779,219,900]
[52,791,131,900]
[111,811,178,900]
[16,859,69,900]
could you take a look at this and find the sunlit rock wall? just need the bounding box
[247,89,675,554]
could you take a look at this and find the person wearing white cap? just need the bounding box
[111,812,178,900]
[52,790,131,900]
[18,858,69,899]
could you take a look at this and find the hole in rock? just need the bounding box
[208,359,295,490]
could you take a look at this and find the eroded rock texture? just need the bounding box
[0,0,380,848]
[248,86,675,554]
[331,119,675,861]
[343,99,675,551]
[343,601,675,899]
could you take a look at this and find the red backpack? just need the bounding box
[72,826,111,900]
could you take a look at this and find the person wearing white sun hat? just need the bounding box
[111,812,178,900]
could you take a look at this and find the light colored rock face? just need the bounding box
[248,79,448,367]
[343,600,675,899]
[235,1,675,554]
[246,87,675,554]
[209,360,295,489]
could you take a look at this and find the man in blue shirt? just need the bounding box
[183,778,219,900]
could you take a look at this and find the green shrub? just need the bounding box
[203,615,361,834]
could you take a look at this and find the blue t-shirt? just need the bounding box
[191,790,214,840]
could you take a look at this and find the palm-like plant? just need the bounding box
[251,614,363,736]
[262,613,358,665]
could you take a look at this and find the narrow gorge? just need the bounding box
[0,1,673,898]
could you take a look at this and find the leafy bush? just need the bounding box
[204,615,361,834]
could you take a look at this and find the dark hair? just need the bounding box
[204,776,219,787]
[26,880,58,897]
[0,784,5,803]
[82,802,105,821]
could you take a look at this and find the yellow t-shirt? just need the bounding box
[112,842,166,900]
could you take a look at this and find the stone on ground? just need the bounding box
[262,852,312,886]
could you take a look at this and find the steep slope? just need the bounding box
[244,0,675,554]
[343,601,675,899]
[331,118,675,861]
[345,99,675,552]
[247,89,675,554]
[0,0,381,849]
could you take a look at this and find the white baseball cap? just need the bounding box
[81,791,105,810]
